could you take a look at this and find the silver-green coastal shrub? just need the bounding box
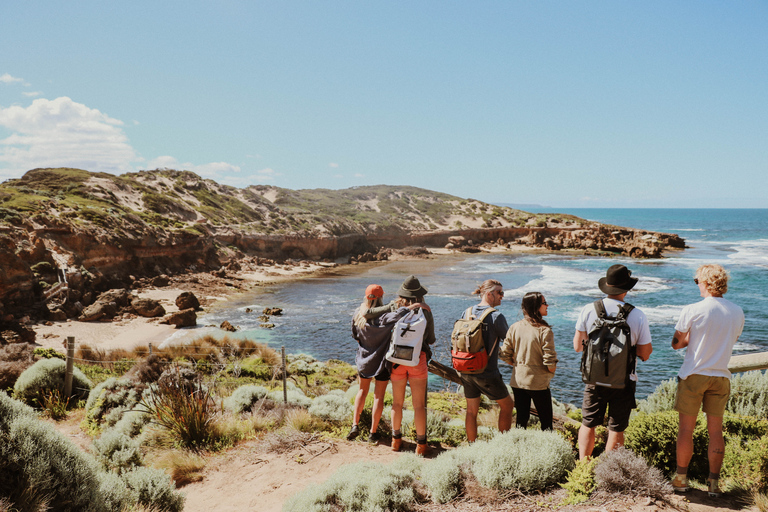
[223,384,269,414]
[636,378,677,414]
[85,377,148,429]
[0,393,112,511]
[729,370,768,417]
[13,358,93,405]
[471,429,575,490]
[308,393,352,422]
[421,447,470,503]
[112,408,151,438]
[93,429,143,473]
[122,466,185,512]
[268,389,312,408]
[283,454,422,512]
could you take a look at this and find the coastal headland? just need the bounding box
[0,167,685,347]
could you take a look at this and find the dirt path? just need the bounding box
[178,437,757,512]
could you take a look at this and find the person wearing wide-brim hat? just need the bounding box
[572,264,653,460]
[389,275,435,456]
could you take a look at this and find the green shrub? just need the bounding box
[223,384,269,414]
[560,457,597,505]
[13,358,92,407]
[283,454,421,512]
[32,347,65,360]
[722,434,768,493]
[308,392,352,422]
[139,377,216,450]
[594,447,672,499]
[636,377,677,414]
[122,467,185,512]
[239,356,274,379]
[625,411,709,480]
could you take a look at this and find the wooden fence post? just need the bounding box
[64,336,75,398]
[282,346,287,404]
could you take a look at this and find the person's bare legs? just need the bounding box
[676,413,698,470]
[706,414,725,474]
[605,430,625,452]
[409,377,428,437]
[496,395,514,434]
[390,378,407,433]
[352,377,372,426]
[578,425,595,460]
[370,379,389,433]
[465,397,481,442]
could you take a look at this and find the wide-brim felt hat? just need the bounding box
[397,275,428,299]
[598,264,638,295]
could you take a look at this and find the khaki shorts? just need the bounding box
[674,374,730,417]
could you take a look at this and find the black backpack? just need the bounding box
[580,299,636,389]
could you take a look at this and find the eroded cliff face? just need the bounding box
[0,221,685,320]
[0,168,686,328]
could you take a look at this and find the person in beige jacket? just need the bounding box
[500,291,558,430]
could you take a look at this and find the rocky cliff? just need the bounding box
[0,168,685,327]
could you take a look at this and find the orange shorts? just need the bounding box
[390,352,429,381]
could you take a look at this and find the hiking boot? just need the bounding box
[367,431,381,444]
[671,474,689,493]
[346,425,360,441]
[707,478,722,498]
[415,443,429,457]
[391,437,402,452]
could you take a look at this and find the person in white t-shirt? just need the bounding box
[573,264,653,460]
[670,264,744,498]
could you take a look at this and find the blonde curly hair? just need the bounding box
[696,264,729,296]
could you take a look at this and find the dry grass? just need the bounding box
[148,450,207,487]
[754,491,768,512]
[75,335,279,369]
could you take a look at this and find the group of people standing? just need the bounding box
[349,263,744,499]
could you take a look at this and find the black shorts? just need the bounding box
[359,367,391,382]
[581,382,636,432]
[461,372,510,401]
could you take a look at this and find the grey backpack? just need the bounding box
[581,300,636,389]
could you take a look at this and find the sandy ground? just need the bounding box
[32,262,333,354]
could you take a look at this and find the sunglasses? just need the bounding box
[542,301,549,306]
[495,290,505,296]
[694,278,699,285]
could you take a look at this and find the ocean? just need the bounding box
[166,209,768,405]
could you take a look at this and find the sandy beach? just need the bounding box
[32,261,340,354]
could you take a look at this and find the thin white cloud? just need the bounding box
[329,162,339,168]
[354,173,364,178]
[22,91,43,97]
[0,96,137,178]
[0,73,23,84]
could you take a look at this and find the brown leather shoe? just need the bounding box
[416,443,428,456]
[391,438,402,452]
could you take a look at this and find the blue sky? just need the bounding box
[1,1,767,208]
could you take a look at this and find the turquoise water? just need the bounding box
[170,209,768,405]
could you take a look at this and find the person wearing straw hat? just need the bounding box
[388,275,435,456]
[573,264,653,459]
